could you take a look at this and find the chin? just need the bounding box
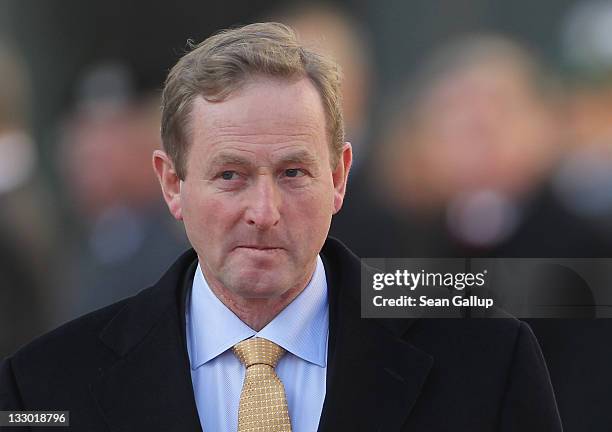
[226,268,293,299]
[231,247,288,269]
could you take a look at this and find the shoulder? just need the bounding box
[0,296,134,410]
[408,316,533,360]
[11,296,131,364]
[11,248,198,362]
[2,248,197,406]
[4,293,141,399]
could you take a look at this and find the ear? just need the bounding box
[152,150,183,220]
[332,142,353,214]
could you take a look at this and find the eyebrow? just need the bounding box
[208,153,252,168]
[275,149,318,166]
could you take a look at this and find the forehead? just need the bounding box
[188,77,329,160]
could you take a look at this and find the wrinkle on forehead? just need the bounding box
[207,145,319,167]
[190,77,326,139]
[195,105,325,146]
[204,125,322,148]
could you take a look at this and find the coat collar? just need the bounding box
[91,238,432,431]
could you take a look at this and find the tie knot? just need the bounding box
[233,337,286,368]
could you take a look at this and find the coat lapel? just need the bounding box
[91,250,202,432]
[318,239,433,432]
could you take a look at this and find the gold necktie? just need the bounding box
[232,337,292,432]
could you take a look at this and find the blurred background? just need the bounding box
[2,0,612,429]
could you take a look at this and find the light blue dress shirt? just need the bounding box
[186,255,329,432]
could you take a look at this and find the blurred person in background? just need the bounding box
[0,42,58,359]
[375,33,612,431]
[55,62,188,320]
[552,0,612,242]
[523,3,612,431]
[377,34,609,258]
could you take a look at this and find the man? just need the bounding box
[0,23,561,431]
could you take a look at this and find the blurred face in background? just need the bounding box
[389,57,560,210]
[154,77,351,303]
[568,84,612,152]
[61,103,161,219]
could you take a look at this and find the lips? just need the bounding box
[235,245,283,251]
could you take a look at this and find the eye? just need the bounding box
[284,168,305,178]
[220,171,238,180]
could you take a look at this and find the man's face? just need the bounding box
[155,77,351,301]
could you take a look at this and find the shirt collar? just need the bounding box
[187,255,328,370]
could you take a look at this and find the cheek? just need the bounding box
[283,185,334,231]
[288,183,331,209]
[182,190,232,240]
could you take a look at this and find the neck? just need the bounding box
[202,260,317,331]
[210,285,306,331]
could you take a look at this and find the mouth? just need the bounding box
[234,245,284,252]
[233,246,285,261]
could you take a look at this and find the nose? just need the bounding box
[244,175,281,230]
